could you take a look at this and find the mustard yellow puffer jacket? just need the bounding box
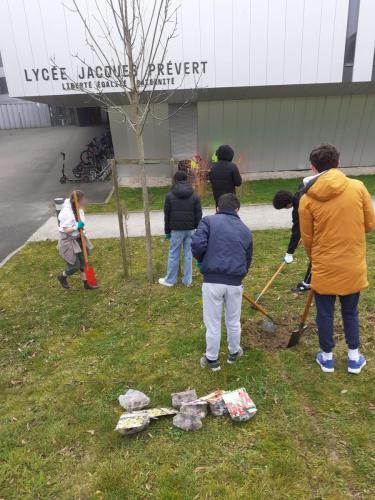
[299,169,375,295]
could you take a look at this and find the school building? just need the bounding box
[1,0,375,178]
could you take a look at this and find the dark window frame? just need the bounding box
[0,77,8,95]
[343,0,361,82]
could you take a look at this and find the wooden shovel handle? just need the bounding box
[255,262,286,303]
[73,190,89,266]
[243,292,275,322]
[301,289,314,324]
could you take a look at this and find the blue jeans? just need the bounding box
[315,293,360,352]
[165,230,193,285]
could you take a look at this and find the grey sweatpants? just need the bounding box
[202,282,243,361]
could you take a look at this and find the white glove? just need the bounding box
[284,253,294,264]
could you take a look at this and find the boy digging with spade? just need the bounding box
[273,189,311,293]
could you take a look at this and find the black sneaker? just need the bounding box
[227,347,244,364]
[200,355,221,371]
[57,274,70,289]
[292,282,311,293]
[84,280,99,290]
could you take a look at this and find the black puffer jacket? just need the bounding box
[164,181,202,233]
[209,160,242,204]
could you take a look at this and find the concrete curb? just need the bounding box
[0,243,27,269]
[117,166,375,187]
[104,186,114,204]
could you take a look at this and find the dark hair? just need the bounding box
[174,170,187,182]
[309,143,340,172]
[273,190,294,209]
[70,190,85,221]
[216,144,234,162]
[217,193,240,212]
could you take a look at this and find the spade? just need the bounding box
[287,289,314,348]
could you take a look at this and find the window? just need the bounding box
[169,103,198,161]
[0,51,3,67]
[0,77,8,94]
[343,0,361,82]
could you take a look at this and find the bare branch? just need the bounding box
[61,1,202,133]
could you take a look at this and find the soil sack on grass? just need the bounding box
[180,400,208,419]
[129,407,177,419]
[144,407,177,419]
[200,390,228,416]
[115,413,150,435]
[173,412,202,431]
[171,390,198,409]
[222,388,257,422]
[118,389,150,411]
[242,319,294,352]
[115,408,177,436]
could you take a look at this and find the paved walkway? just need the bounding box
[29,203,294,241]
[28,196,375,241]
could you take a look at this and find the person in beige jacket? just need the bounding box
[57,190,97,290]
[299,144,374,374]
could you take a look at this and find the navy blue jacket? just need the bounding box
[191,211,253,286]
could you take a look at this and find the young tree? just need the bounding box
[67,0,182,282]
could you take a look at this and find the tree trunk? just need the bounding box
[136,121,153,282]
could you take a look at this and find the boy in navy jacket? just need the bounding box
[191,193,253,371]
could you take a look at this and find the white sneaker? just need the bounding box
[158,278,174,287]
[348,355,366,374]
[316,352,334,373]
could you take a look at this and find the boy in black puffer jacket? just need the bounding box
[209,145,242,206]
[159,171,202,287]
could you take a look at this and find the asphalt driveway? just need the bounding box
[0,126,112,262]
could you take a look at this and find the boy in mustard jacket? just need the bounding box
[299,144,374,374]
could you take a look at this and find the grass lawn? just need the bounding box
[1,231,374,498]
[87,174,375,214]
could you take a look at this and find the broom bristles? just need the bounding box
[85,264,97,286]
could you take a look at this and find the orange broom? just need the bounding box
[73,190,98,287]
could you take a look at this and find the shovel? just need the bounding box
[287,289,314,348]
[243,292,275,323]
[73,190,98,287]
[255,262,286,303]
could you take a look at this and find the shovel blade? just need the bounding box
[287,324,309,348]
[84,263,97,286]
[287,328,302,348]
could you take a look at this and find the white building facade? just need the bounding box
[0,51,51,129]
[1,0,375,172]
